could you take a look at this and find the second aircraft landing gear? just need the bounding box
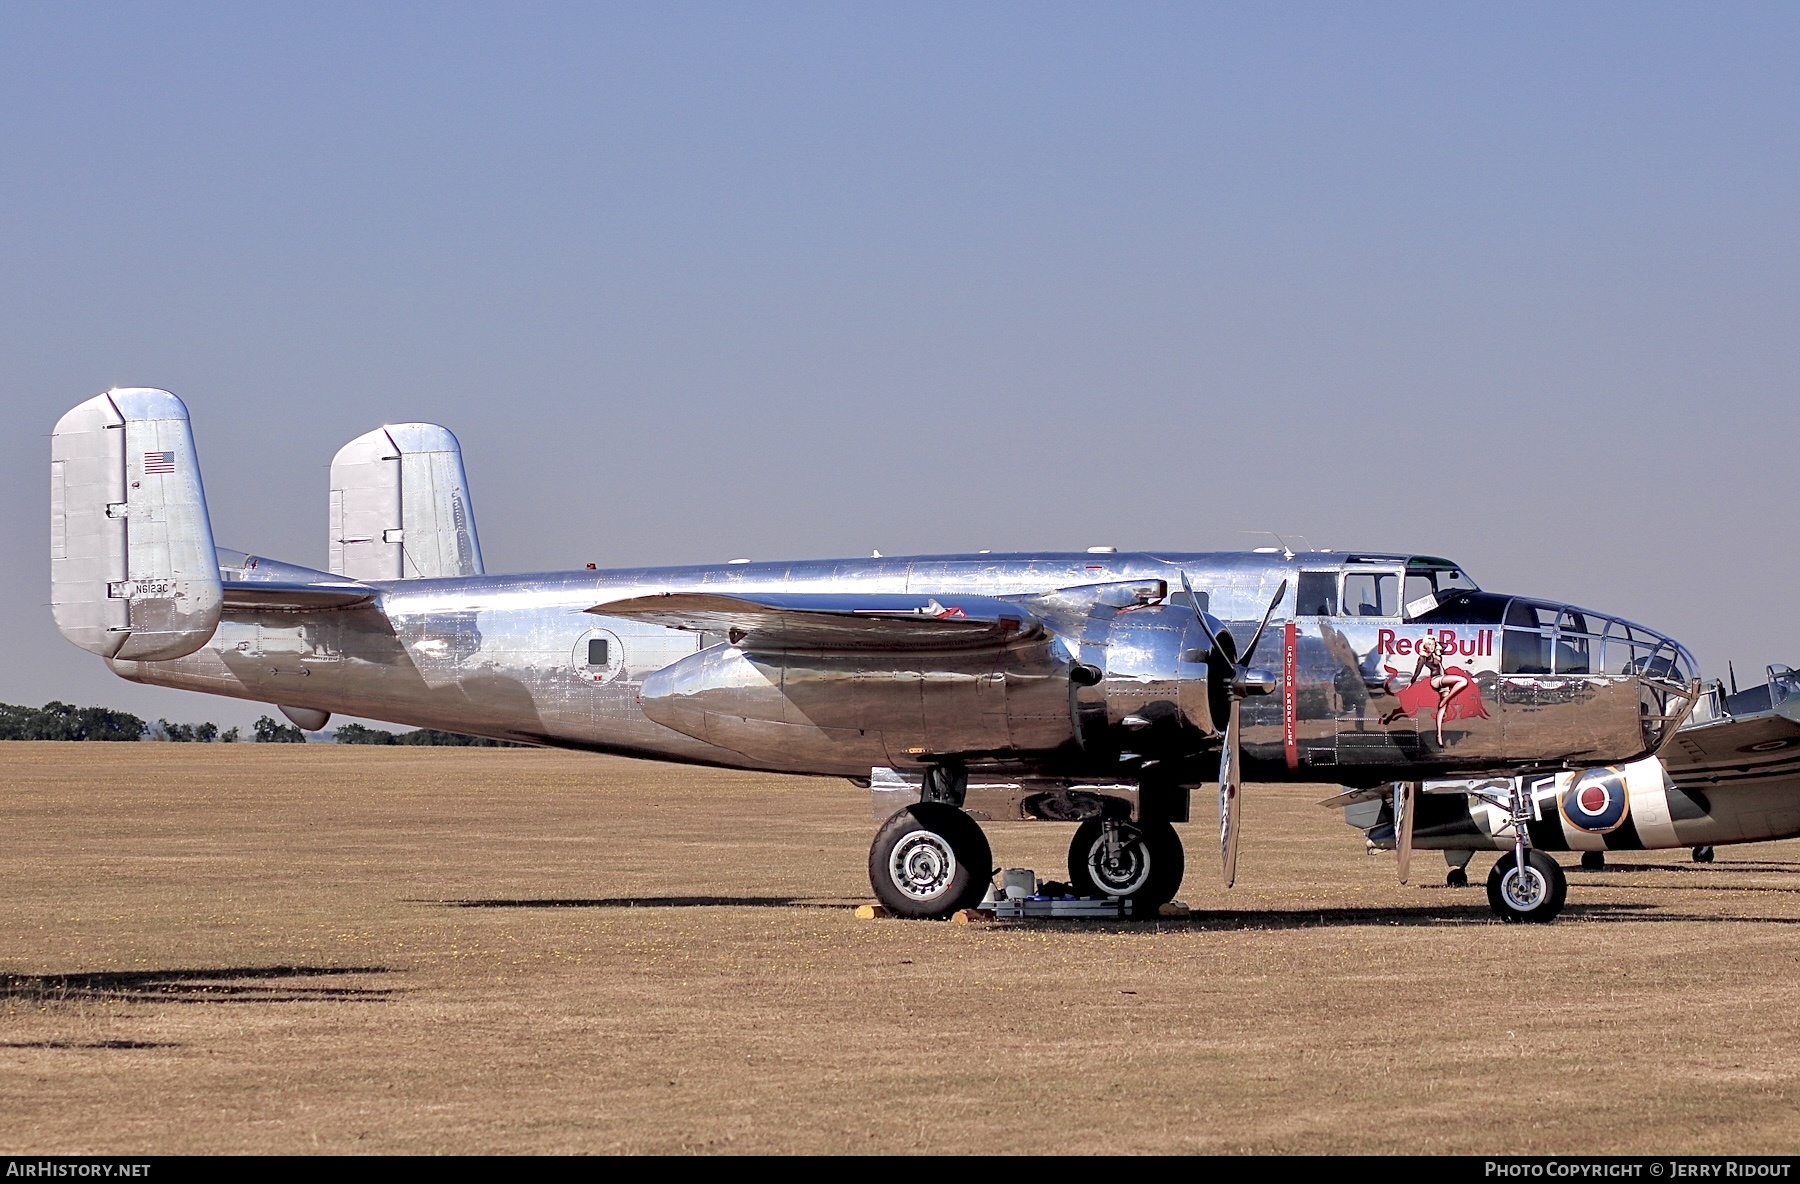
[1693,845,1716,863]
[1067,819,1184,913]
[1580,851,1607,871]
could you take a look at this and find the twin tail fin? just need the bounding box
[50,389,222,660]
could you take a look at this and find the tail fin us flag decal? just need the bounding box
[143,451,176,474]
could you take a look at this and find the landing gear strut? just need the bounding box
[1067,818,1184,912]
[1485,779,1566,922]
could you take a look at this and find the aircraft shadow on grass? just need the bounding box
[1578,860,1800,878]
[0,965,396,1006]
[432,896,1800,927]
[435,896,859,910]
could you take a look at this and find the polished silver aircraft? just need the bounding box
[1340,664,1800,915]
[50,389,1701,921]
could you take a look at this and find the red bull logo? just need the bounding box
[1377,628,1494,659]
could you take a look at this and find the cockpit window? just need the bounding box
[1341,572,1399,617]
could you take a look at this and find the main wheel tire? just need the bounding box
[1486,850,1567,923]
[1067,818,1184,912]
[868,804,993,919]
[1445,867,1469,888]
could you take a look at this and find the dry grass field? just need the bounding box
[2,742,1799,1154]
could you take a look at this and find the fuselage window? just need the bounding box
[588,638,610,667]
[1341,572,1398,617]
[1296,572,1337,616]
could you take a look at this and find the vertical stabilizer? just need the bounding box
[328,424,483,581]
[50,389,223,660]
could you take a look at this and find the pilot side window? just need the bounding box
[1340,573,1398,617]
[1296,572,1337,616]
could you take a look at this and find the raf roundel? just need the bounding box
[1558,768,1631,834]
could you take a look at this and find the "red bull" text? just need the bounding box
[1377,628,1495,658]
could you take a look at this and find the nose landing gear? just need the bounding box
[1486,849,1567,922]
[1482,778,1567,922]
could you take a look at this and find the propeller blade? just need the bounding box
[1394,781,1417,885]
[1219,696,1242,887]
[1237,579,1289,665]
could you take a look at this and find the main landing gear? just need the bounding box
[867,798,1187,919]
[1067,819,1184,913]
[868,803,993,919]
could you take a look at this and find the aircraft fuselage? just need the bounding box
[111,550,1696,792]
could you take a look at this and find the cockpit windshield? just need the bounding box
[1403,560,1478,618]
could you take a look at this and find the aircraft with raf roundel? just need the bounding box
[49,389,1703,922]
[1337,664,1800,915]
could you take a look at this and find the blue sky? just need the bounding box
[3,3,1796,728]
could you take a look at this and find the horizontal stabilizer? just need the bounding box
[592,591,1042,651]
[222,581,377,611]
[51,389,222,660]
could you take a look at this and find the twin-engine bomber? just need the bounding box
[50,390,1702,921]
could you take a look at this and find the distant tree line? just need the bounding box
[0,702,147,741]
[334,722,524,747]
[1,702,511,746]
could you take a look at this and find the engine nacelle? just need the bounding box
[1070,602,1222,754]
[639,637,1078,777]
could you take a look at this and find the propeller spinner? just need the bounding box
[1180,572,1287,887]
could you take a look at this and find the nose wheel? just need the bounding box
[1067,818,1184,912]
[868,803,993,919]
[1486,849,1567,923]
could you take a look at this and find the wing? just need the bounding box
[221,581,377,611]
[590,591,1042,651]
[1664,696,1800,787]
